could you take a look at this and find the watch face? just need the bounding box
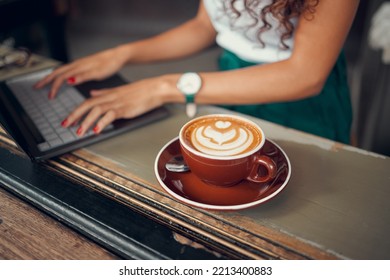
[177,72,202,95]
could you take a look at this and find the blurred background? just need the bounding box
[1,0,389,156]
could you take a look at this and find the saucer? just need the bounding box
[154,137,291,211]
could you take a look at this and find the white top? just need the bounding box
[203,0,297,63]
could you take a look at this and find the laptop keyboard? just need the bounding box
[6,69,112,152]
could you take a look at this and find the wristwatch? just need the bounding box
[176,72,202,118]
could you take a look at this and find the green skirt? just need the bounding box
[218,50,353,144]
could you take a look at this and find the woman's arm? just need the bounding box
[35,1,216,98]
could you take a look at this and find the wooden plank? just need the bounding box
[0,187,119,260]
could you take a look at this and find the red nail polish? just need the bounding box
[61,119,68,127]
[67,77,76,84]
[76,127,83,136]
[93,126,99,134]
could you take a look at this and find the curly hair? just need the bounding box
[223,0,320,49]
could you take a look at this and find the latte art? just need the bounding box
[186,117,261,157]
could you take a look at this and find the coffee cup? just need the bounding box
[179,114,277,186]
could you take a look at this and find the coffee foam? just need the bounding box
[184,116,262,157]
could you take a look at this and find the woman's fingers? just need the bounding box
[35,62,97,98]
[63,93,117,136]
[34,65,69,89]
[93,110,117,134]
[48,74,70,99]
[48,64,100,99]
[75,106,103,136]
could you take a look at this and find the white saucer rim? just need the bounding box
[154,137,291,211]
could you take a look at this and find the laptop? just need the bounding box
[0,67,169,161]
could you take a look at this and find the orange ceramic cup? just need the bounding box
[179,114,277,186]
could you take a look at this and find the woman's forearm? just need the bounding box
[160,59,323,106]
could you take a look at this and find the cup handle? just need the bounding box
[247,155,277,183]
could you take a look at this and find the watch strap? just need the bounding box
[186,94,195,103]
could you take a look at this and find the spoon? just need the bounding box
[165,155,190,172]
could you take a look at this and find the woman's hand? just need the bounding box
[61,75,178,136]
[34,46,127,99]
